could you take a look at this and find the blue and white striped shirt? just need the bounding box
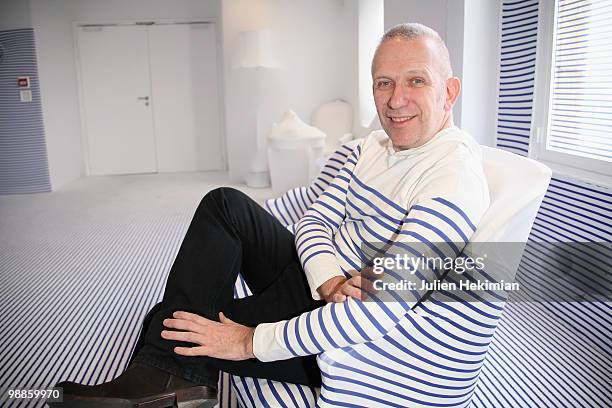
[254,127,490,362]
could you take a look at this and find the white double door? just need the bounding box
[77,22,224,175]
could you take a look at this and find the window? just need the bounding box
[532,0,612,186]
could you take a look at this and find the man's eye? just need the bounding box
[376,80,392,89]
[412,78,425,87]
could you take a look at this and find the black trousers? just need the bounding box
[131,187,324,388]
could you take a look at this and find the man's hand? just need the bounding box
[318,269,378,303]
[317,276,347,302]
[161,311,255,361]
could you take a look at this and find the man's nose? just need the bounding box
[387,83,410,110]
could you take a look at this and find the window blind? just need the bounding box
[549,0,612,162]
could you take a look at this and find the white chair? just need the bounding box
[219,144,551,407]
[267,110,326,195]
[474,146,552,243]
[311,99,354,155]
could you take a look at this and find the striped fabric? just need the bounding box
[291,145,476,290]
[0,28,51,195]
[496,0,539,156]
[222,278,319,408]
[0,211,188,407]
[261,172,480,362]
[482,0,612,406]
[471,175,612,407]
[316,302,504,408]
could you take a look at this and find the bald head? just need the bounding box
[372,23,453,81]
[370,23,461,150]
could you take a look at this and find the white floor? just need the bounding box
[0,171,273,407]
[0,171,273,241]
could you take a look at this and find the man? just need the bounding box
[52,23,489,407]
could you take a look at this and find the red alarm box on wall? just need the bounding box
[17,76,30,88]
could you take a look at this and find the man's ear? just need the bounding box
[444,77,461,111]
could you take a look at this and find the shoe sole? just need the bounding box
[47,386,217,408]
[175,387,217,408]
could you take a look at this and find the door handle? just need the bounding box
[137,96,149,100]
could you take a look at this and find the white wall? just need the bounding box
[0,0,31,30]
[460,0,500,146]
[358,0,384,131]
[446,0,464,127]
[222,0,359,182]
[28,0,221,190]
[384,0,448,38]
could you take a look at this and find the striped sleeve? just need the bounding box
[294,143,362,299]
[253,196,486,362]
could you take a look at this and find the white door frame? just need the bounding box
[72,18,227,175]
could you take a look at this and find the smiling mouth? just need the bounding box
[388,115,416,124]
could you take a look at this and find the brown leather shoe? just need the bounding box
[48,363,217,407]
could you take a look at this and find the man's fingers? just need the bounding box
[173,311,211,325]
[174,346,209,357]
[354,273,380,296]
[163,318,204,333]
[340,281,365,300]
[340,283,361,298]
[338,276,377,300]
[163,313,255,361]
[361,277,378,295]
[161,329,205,345]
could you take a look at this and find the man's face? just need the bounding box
[372,37,451,150]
